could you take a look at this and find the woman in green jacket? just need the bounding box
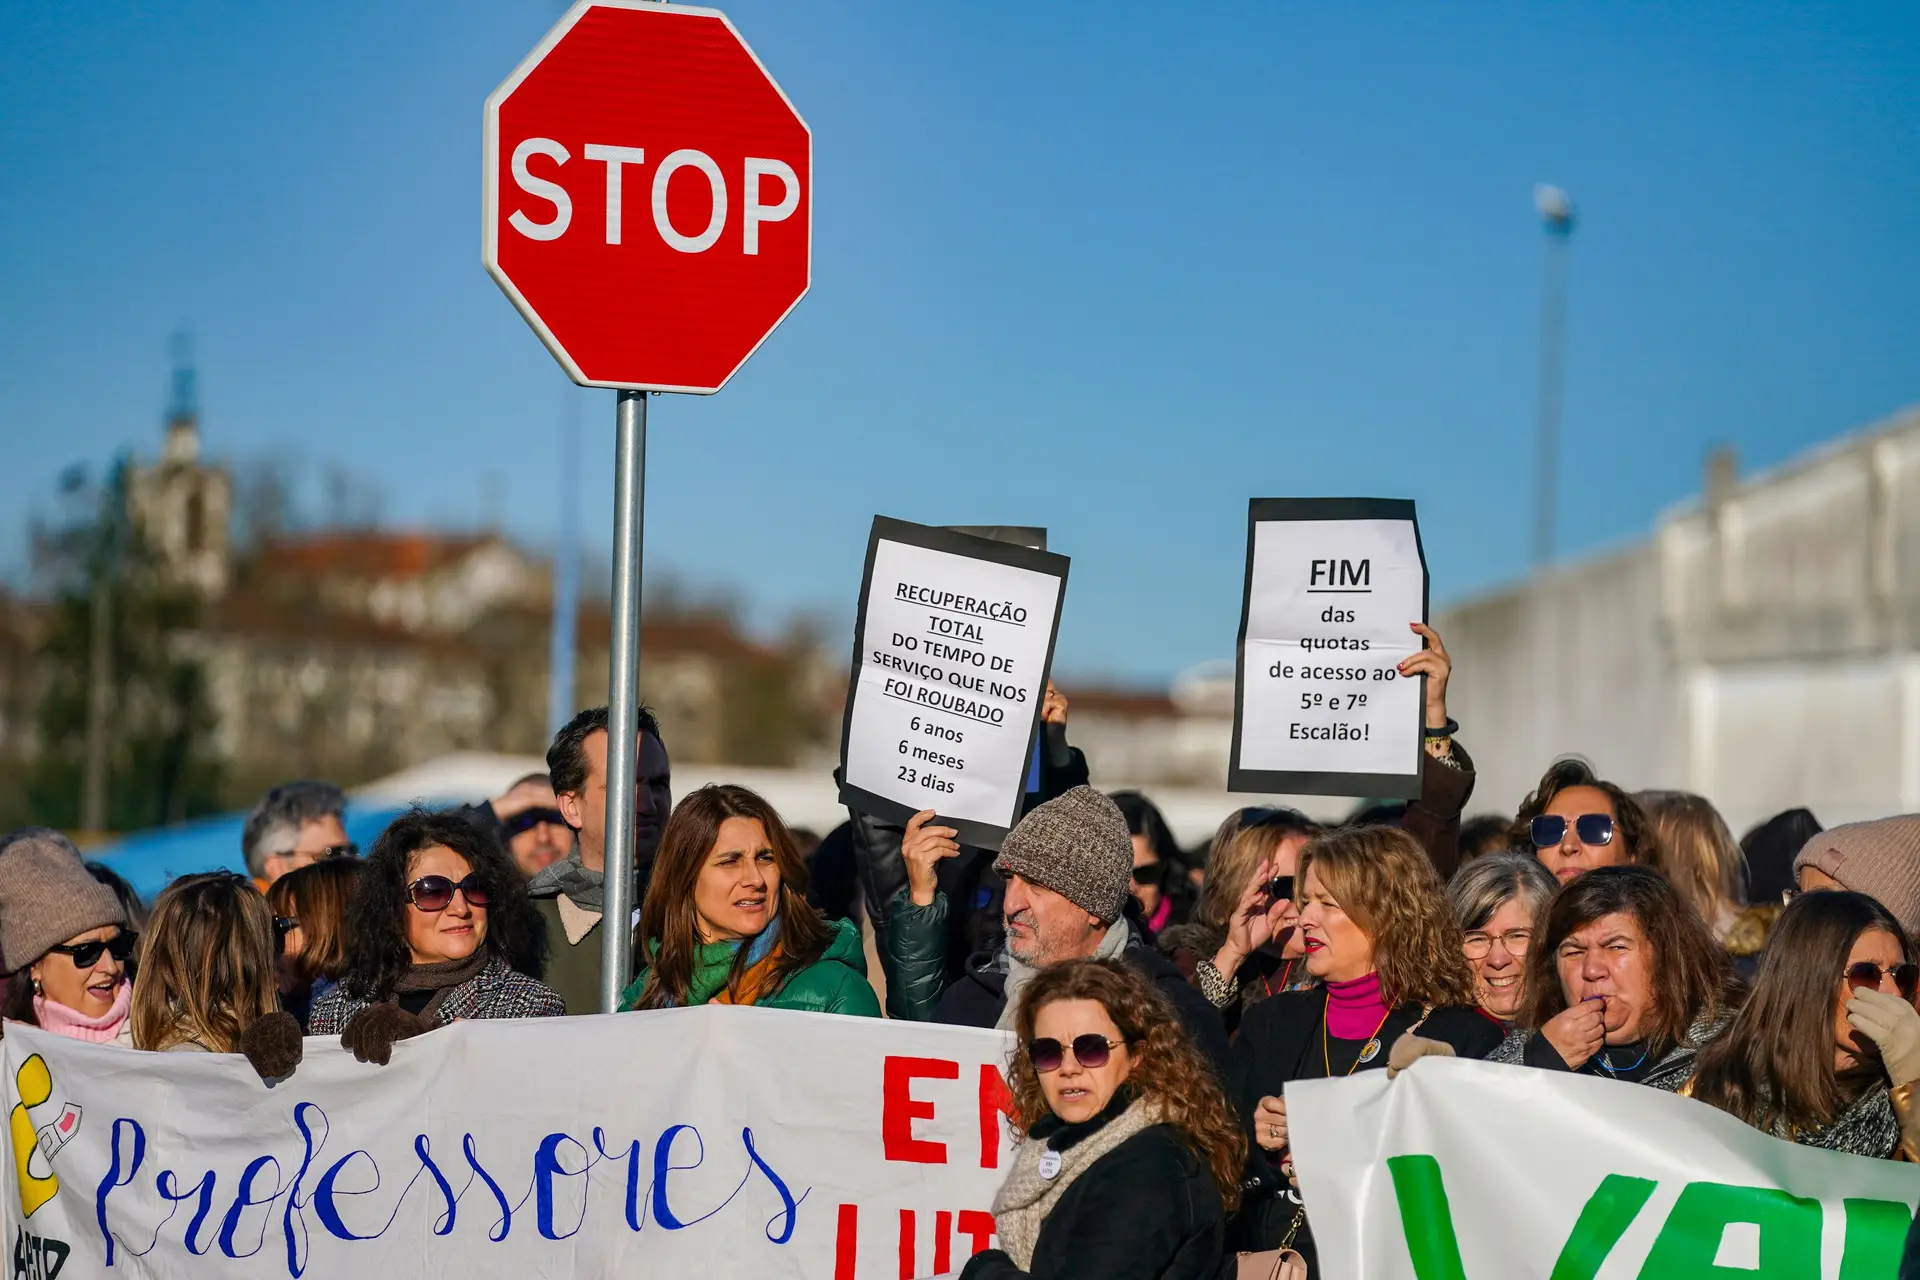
[621,784,880,1017]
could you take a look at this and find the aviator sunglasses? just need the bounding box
[45,931,139,968]
[1845,961,1920,1001]
[1025,1034,1127,1073]
[1530,814,1615,848]
[405,874,492,912]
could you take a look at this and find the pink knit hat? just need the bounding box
[1793,816,1920,937]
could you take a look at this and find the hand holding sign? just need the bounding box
[1396,622,1452,731]
[902,809,962,907]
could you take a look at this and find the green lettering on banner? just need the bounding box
[1838,1198,1911,1280]
[1636,1182,1820,1280]
[1547,1174,1657,1280]
[1387,1155,1467,1280]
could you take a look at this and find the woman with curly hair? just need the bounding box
[1510,758,1658,885]
[1227,825,1501,1263]
[961,958,1241,1280]
[622,785,878,1015]
[310,808,563,1064]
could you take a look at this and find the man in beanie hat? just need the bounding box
[1794,816,1920,937]
[0,827,134,1044]
[882,787,1228,1067]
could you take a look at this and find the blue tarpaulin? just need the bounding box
[85,805,406,901]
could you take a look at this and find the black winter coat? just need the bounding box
[926,932,1232,1072]
[959,1125,1226,1280]
[1225,987,1503,1261]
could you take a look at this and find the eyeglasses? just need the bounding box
[1026,1034,1126,1073]
[273,916,300,943]
[504,808,567,837]
[281,842,358,863]
[406,874,491,912]
[1463,928,1533,960]
[1845,961,1920,1000]
[1131,862,1162,885]
[1263,874,1296,904]
[1530,814,1614,848]
[44,932,138,968]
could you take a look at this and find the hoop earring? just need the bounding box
[31,978,42,996]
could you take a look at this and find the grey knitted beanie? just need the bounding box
[0,828,128,971]
[1793,816,1920,937]
[994,786,1133,924]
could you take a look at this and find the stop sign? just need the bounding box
[484,2,811,393]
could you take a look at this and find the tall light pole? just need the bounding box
[1531,184,1575,567]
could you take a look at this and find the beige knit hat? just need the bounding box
[1793,816,1920,937]
[994,786,1133,924]
[0,828,128,971]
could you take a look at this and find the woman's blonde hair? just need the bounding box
[1298,826,1476,1008]
[1007,959,1246,1209]
[1196,807,1318,930]
[1639,791,1746,927]
[131,873,279,1053]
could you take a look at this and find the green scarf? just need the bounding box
[683,937,745,1008]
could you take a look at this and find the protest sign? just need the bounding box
[1229,498,1427,797]
[1287,1057,1920,1280]
[1,1010,1016,1279]
[838,517,1069,849]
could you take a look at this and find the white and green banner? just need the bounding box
[1288,1058,1920,1279]
[2,1009,1015,1278]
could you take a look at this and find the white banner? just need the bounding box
[1230,498,1426,798]
[1288,1058,1920,1280]
[839,516,1069,849]
[1,1009,1017,1278]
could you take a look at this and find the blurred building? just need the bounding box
[24,404,846,811]
[1440,405,1920,835]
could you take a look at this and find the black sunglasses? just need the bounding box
[45,931,138,968]
[273,916,300,943]
[1263,874,1296,904]
[406,874,491,913]
[1026,1034,1125,1073]
[1846,961,1920,1001]
[1131,861,1163,885]
[1530,814,1614,848]
[504,807,567,836]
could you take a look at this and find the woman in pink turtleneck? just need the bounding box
[0,828,137,1047]
[1223,826,1503,1265]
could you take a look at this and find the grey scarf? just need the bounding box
[996,918,1132,1031]
[526,844,604,912]
[991,1096,1164,1269]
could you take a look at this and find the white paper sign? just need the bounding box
[1230,499,1427,797]
[839,518,1069,848]
[1287,1057,1920,1280]
[1,1008,1019,1278]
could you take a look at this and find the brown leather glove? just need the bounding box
[239,1011,304,1082]
[340,1003,431,1065]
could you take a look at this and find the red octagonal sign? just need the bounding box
[484,2,811,393]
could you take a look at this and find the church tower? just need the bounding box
[129,333,232,598]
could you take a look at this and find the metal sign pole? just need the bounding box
[599,387,648,1013]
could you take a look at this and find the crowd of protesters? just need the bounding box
[5,620,1920,1278]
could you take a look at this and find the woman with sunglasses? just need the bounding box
[961,958,1241,1280]
[311,808,562,1063]
[622,785,880,1016]
[1488,866,1733,1090]
[1447,852,1560,1026]
[1510,758,1658,885]
[1227,826,1500,1264]
[131,872,285,1057]
[1113,791,1193,937]
[1689,891,1920,1158]
[267,856,358,1031]
[0,828,138,1046]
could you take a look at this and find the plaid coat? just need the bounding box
[309,954,566,1034]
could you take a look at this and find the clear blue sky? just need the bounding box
[4,0,1916,683]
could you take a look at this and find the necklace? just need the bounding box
[1594,1043,1649,1075]
[1322,1004,1395,1077]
